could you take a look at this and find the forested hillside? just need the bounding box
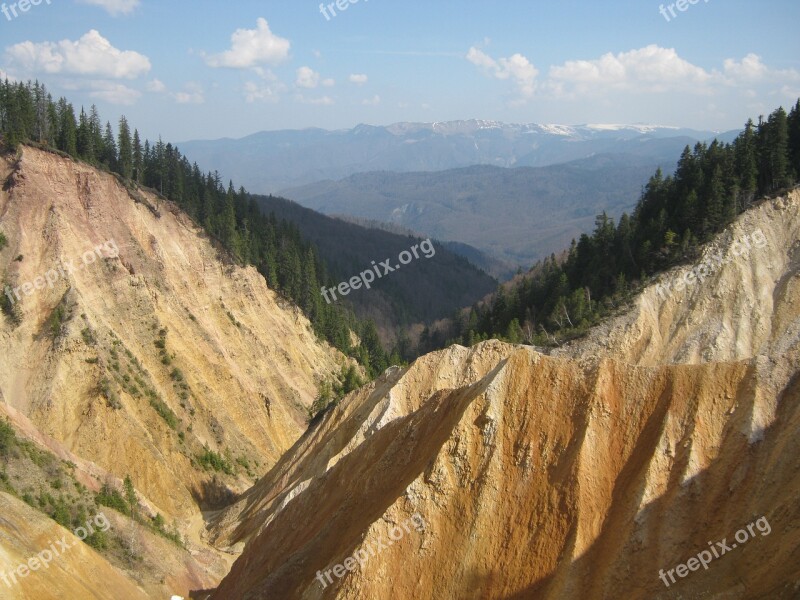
[422,101,800,352]
[253,194,496,331]
[0,80,393,376]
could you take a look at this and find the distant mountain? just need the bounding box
[252,194,498,330]
[281,155,664,267]
[179,120,725,192]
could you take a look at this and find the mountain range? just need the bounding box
[179,120,731,193]
[281,157,661,267]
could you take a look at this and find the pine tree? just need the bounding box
[101,121,117,170]
[77,107,94,161]
[132,129,143,183]
[55,98,77,155]
[788,99,800,180]
[117,116,133,179]
[32,81,50,143]
[766,107,790,190]
[734,119,758,203]
[88,105,103,162]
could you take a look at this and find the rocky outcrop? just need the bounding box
[210,191,800,599]
[0,146,344,597]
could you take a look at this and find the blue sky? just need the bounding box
[0,0,798,142]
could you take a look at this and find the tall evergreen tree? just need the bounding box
[101,121,117,170]
[117,116,133,179]
[788,100,800,179]
[76,107,94,161]
[766,107,790,190]
[55,98,77,155]
[132,129,143,183]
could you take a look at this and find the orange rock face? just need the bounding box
[211,193,800,599]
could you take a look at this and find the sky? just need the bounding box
[0,0,798,143]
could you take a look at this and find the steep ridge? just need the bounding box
[0,492,150,599]
[555,189,800,368]
[209,191,800,599]
[0,146,344,595]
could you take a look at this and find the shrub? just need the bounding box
[48,305,67,338]
[197,446,233,475]
[96,484,130,515]
[81,327,96,346]
[84,529,109,550]
[0,286,20,325]
[149,396,179,429]
[0,418,16,457]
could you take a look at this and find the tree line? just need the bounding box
[0,79,393,378]
[423,100,800,351]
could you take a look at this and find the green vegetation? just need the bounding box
[0,230,7,251]
[151,513,183,546]
[425,102,800,351]
[48,303,67,338]
[0,281,20,325]
[146,389,179,429]
[0,419,123,551]
[308,364,364,420]
[0,79,391,380]
[81,327,97,346]
[96,484,130,515]
[197,445,234,475]
[99,377,121,409]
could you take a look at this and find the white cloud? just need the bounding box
[171,83,204,104]
[205,18,290,69]
[4,30,150,79]
[544,46,800,98]
[549,45,710,94]
[322,78,335,87]
[243,80,285,103]
[362,94,381,106]
[146,78,166,93]
[77,0,139,16]
[722,53,800,86]
[63,80,141,105]
[466,47,538,99]
[296,66,320,89]
[466,44,800,104]
[349,73,368,85]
